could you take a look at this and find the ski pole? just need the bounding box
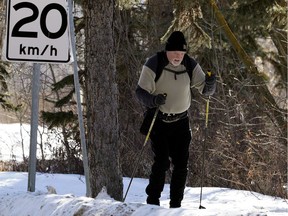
[123,94,166,202]
[199,71,212,209]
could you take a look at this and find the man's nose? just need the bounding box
[175,53,183,58]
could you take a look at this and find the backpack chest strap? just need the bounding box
[163,67,187,80]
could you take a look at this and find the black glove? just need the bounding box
[153,94,166,106]
[205,73,216,86]
[203,73,216,96]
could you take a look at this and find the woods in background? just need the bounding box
[0,0,286,199]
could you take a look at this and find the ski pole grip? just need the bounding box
[207,70,212,77]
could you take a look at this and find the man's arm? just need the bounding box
[136,85,156,108]
[136,85,166,108]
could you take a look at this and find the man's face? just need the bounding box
[166,51,186,66]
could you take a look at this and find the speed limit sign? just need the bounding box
[5,0,70,63]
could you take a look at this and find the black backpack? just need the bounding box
[154,51,197,82]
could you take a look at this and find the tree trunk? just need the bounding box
[0,0,5,57]
[84,0,123,200]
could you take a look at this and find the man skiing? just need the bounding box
[136,31,216,208]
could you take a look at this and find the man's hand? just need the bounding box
[203,71,216,96]
[205,72,216,86]
[154,94,166,106]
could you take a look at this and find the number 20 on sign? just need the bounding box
[5,0,70,63]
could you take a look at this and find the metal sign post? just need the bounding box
[67,0,91,197]
[27,63,41,192]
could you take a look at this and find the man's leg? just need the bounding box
[169,166,188,208]
[146,158,170,205]
[146,128,170,206]
[169,118,191,208]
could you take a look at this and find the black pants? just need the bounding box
[146,116,191,207]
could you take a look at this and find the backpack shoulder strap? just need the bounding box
[144,51,167,83]
[155,51,168,82]
[183,54,197,80]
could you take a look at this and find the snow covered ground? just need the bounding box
[0,172,287,216]
[0,123,287,215]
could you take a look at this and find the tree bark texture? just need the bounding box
[0,0,5,58]
[84,0,123,200]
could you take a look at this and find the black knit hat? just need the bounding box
[165,31,187,51]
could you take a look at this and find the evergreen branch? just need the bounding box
[41,111,77,129]
[55,90,75,107]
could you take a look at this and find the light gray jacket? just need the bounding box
[136,52,208,114]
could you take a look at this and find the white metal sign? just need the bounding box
[5,0,70,63]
